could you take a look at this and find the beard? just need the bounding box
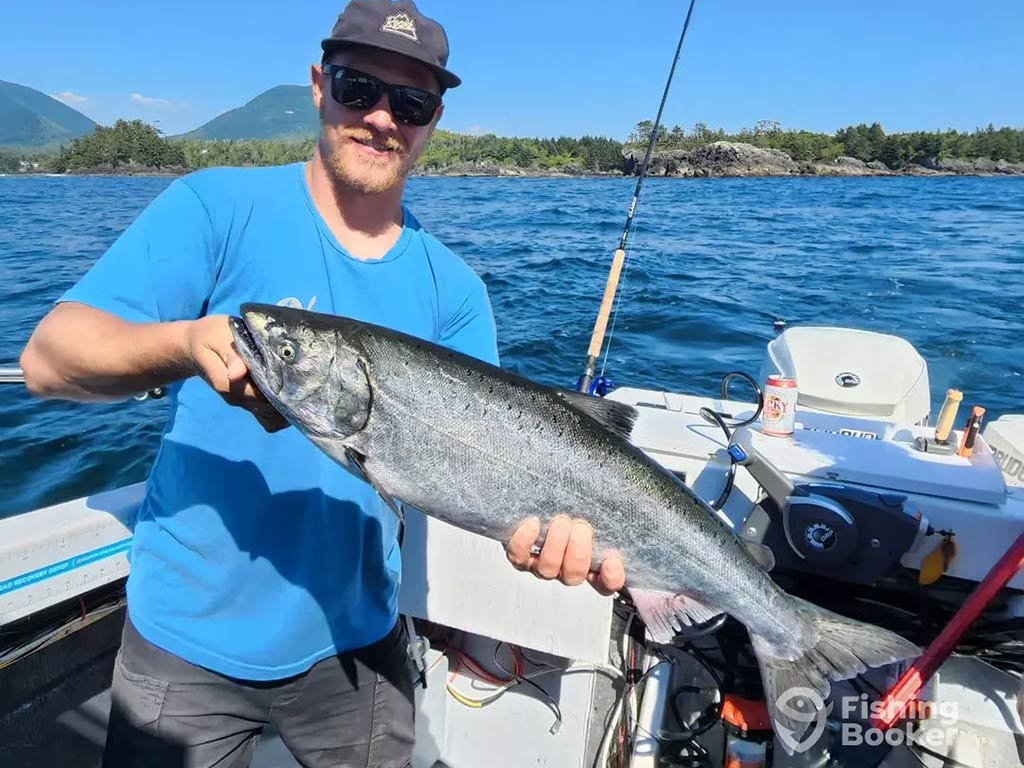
[318,111,417,195]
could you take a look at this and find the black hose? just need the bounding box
[697,407,737,512]
[698,372,764,511]
[698,406,732,441]
[671,612,729,642]
[718,371,764,428]
[658,644,725,744]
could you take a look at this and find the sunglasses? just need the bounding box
[322,64,441,127]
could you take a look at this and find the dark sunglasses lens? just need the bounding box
[334,70,383,109]
[390,88,438,126]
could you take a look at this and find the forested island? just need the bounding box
[2,119,1023,178]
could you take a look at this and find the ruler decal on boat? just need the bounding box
[0,537,132,596]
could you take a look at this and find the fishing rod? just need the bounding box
[0,364,164,399]
[576,0,699,395]
[0,366,23,384]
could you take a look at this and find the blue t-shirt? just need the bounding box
[61,162,498,680]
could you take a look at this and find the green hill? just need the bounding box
[181,85,317,141]
[0,80,96,150]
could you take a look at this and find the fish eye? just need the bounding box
[278,340,297,363]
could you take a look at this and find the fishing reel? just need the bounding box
[729,429,924,585]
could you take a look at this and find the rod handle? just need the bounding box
[933,388,962,443]
[587,249,627,359]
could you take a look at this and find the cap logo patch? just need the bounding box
[380,11,419,42]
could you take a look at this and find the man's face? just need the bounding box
[312,46,443,195]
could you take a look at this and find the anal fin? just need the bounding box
[628,588,723,644]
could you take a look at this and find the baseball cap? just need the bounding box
[321,0,461,91]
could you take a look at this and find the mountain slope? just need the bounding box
[0,80,96,149]
[182,85,317,141]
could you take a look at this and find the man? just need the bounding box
[20,2,624,767]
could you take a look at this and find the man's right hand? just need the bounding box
[184,315,289,433]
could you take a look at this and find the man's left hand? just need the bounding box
[505,516,625,595]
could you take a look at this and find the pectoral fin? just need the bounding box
[744,540,776,571]
[345,447,405,527]
[628,588,723,644]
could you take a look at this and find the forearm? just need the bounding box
[20,303,196,401]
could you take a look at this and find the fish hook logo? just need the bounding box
[774,687,831,754]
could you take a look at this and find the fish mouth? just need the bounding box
[229,315,265,369]
[229,313,285,401]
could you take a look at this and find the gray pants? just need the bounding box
[102,616,415,768]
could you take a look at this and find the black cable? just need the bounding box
[697,407,737,511]
[698,372,763,511]
[623,610,635,754]
[658,644,725,743]
[719,371,764,428]
[712,463,736,512]
[519,675,564,729]
[661,739,713,768]
[671,613,729,641]
[517,647,552,669]
[699,406,732,441]
[493,643,562,730]
[908,741,980,768]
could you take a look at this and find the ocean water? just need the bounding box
[1,174,1022,518]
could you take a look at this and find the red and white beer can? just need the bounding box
[762,375,798,436]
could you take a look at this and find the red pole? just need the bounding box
[871,531,1024,730]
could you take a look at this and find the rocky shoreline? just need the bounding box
[412,161,623,178]
[9,142,1024,179]
[416,141,1024,178]
[622,142,1024,178]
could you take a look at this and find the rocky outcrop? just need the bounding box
[624,142,799,177]
[803,156,893,176]
[914,156,1024,175]
[622,143,1024,178]
[689,142,800,176]
[902,163,944,176]
[622,148,690,176]
[413,161,622,178]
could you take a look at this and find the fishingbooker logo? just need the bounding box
[774,687,830,754]
[773,687,959,753]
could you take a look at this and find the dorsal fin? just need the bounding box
[556,390,639,441]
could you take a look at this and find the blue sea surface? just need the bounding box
[1,173,1021,518]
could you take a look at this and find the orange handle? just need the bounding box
[957,406,985,458]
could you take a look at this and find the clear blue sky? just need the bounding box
[3,0,1022,138]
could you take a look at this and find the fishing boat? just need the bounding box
[2,321,1023,768]
[4,5,1024,768]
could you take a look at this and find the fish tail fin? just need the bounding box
[750,599,920,755]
